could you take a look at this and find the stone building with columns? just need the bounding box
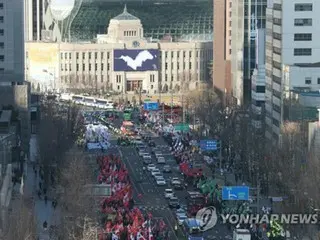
[25,6,212,94]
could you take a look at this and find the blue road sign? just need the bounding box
[143,102,159,111]
[222,186,249,200]
[199,140,217,151]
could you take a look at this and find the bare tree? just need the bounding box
[5,197,36,240]
[57,154,97,240]
[38,102,80,187]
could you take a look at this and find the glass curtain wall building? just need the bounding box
[231,0,267,105]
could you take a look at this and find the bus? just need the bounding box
[95,99,114,109]
[123,108,133,120]
[72,95,84,104]
[83,97,96,107]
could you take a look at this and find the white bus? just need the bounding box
[83,97,96,107]
[72,95,84,104]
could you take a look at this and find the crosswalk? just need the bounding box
[136,205,171,211]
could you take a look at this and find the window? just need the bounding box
[177,63,180,70]
[177,52,180,58]
[76,53,79,59]
[89,64,91,71]
[61,53,63,59]
[318,78,320,84]
[165,52,168,58]
[294,48,312,56]
[0,16,3,23]
[165,74,168,81]
[256,86,265,93]
[107,63,110,71]
[273,18,281,25]
[107,52,110,59]
[101,52,104,59]
[65,53,67,59]
[101,64,104,71]
[305,77,311,84]
[183,51,186,58]
[82,53,85,59]
[273,3,282,10]
[165,63,168,70]
[69,64,71,71]
[69,53,71,59]
[0,55,6,61]
[189,62,192,69]
[95,64,97,71]
[171,75,174,82]
[183,62,185,69]
[295,3,312,11]
[273,32,282,40]
[294,18,312,26]
[82,64,85,71]
[65,64,67,71]
[189,51,192,58]
[95,52,97,59]
[89,53,91,59]
[0,68,4,72]
[294,33,312,41]
[0,42,4,49]
[0,4,3,10]
[76,64,79,71]
[61,64,64,71]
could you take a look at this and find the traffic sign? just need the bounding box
[200,140,217,151]
[174,123,189,132]
[222,186,249,201]
[143,102,159,111]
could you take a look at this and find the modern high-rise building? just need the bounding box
[213,0,233,101]
[231,0,267,105]
[0,0,25,83]
[24,0,44,41]
[265,0,320,143]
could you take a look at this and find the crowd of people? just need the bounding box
[97,155,168,240]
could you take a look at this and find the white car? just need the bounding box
[143,155,152,160]
[155,152,163,159]
[151,169,161,176]
[164,189,174,198]
[139,151,148,157]
[157,157,166,164]
[153,173,163,179]
[156,177,166,186]
[176,214,188,225]
[147,164,157,171]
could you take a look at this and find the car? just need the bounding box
[156,177,166,186]
[164,189,174,198]
[157,157,166,164]
[151,169,161,176]
[143,158,152,164]
[139,150,148,157]
[176,214,188,225]
[168,197,180,208]
[143,154,152,160]
[147,164,157,171]
[163,165,171,173]
[148,140,156,147]
[137,145,146,151]
[171,178,183,190]
[155,152,163,159]
[153,173,163,179]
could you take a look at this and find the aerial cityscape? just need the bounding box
[0,0,319,239]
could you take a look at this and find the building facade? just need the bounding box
[24,0,44,41]
[265,0,320,143]
[0,0,24,83]
[25,7,212,94]
[251,29,266,129]
[231,0,267,105]
[213,0,232,99]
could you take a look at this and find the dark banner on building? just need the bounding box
[113,49,159,71]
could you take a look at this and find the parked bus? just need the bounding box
[83,97,96,107]
[95,99,114,109]
[72,95,84,104]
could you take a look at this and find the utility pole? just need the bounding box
[219,140,223,170]
[182,93,186,124]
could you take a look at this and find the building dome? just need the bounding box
[112,5,139,21]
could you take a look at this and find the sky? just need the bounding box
[50,0,75,8]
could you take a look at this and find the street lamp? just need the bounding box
[42,69,56,92]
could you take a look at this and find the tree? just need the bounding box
[38,102,80,187]
[5,197,36,240]
[57,154,98,240]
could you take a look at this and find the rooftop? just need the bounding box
[112,5,139,21]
